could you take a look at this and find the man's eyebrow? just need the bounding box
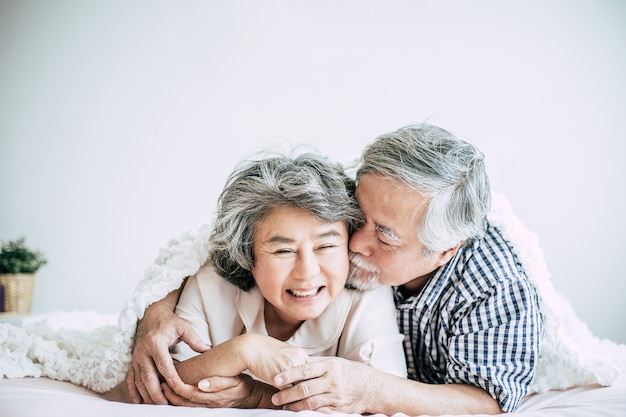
[376,224,400,241]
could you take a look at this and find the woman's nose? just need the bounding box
[294,251,321,279]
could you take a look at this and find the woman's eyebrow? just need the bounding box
[317,229,343,239]
[266,236,295,244]
[265,229,343,244]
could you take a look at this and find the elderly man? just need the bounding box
[127,124,543,415]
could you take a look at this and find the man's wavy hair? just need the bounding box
[357,123,491,254]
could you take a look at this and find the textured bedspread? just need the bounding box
[1,193,625,397]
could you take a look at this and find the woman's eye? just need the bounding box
[274,249,294,255]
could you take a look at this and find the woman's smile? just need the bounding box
[286,286,326,299]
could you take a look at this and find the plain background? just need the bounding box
[1,0,624,344]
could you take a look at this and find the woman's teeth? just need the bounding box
[288,288,320,297]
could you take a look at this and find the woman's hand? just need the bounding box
[238,334,312,385]
[162,374,278,409]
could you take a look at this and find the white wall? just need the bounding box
[1,0,624,344]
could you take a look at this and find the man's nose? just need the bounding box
[349,226,371,256]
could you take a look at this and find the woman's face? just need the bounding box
[251,205,350,331]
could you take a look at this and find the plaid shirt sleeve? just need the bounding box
[444,270,543,412]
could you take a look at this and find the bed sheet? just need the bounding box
[1,375,625,417]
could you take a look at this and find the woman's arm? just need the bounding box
[174,333,311,409]
[176,333,311,385]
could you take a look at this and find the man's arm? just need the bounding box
[127,285,209,404]
[271,357,502,415]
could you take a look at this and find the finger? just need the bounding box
[126,366,141,404]
[179,326,210,354]
[162,383,201,407]
[164,381,229,407]
[136,358,167,405]
[279,390,327,412]
[272,378,326,408]
[134,364,155,404]
[197,376,242,393]
[152,350,185,398]
[273,361,325,387]
[169,382,200,401]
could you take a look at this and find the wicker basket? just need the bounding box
[0,273,35,314]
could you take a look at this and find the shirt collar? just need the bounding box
[394,240,471,308]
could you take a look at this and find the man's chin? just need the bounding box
[348,253,382,290]
[346,272,381,291]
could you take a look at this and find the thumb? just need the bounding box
[178,326,210,353]
[198,376,242,392]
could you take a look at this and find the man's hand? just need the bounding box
[272,357,503,416]
[126,291,208,405]
[271,357,375,414]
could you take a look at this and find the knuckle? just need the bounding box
[138,365,152,380]
[302,396,318,410]
[297,381,311,397]
[301,363,314,378]
[187,390,200,403]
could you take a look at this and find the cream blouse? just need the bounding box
[171,264,407,378]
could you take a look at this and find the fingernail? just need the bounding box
[274,376,283,386]
[198,380,210,390]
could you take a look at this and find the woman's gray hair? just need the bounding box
[356,123,491,253]
[209,151,361,290]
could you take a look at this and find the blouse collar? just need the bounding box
[236,286,355,355]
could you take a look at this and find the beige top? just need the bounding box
[172,264,407,377]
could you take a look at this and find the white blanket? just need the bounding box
[1,193,625,394]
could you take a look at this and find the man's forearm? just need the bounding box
[371,372,502,416]
[142,279,188,319]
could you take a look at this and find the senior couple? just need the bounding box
[125,123,543,415]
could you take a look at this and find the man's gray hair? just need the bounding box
[356,124,491,253]
[209,151,361,290]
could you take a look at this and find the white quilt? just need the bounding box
[1,193,625,395]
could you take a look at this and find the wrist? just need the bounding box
[235,334,257,371]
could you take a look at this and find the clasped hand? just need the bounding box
[127,308,312,408]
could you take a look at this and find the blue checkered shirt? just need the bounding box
[395,222,543,412]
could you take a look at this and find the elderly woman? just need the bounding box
[137,151,406,409]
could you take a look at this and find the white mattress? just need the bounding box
[1,375,625,417]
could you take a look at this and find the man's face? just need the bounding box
[348,173,452,293]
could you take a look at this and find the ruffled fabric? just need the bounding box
[0,195,624,393]
[0,224,212,392]
[488,193,626,393]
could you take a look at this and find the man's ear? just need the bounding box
[435,240,465,268]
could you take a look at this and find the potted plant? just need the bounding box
[0,237,47,314]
